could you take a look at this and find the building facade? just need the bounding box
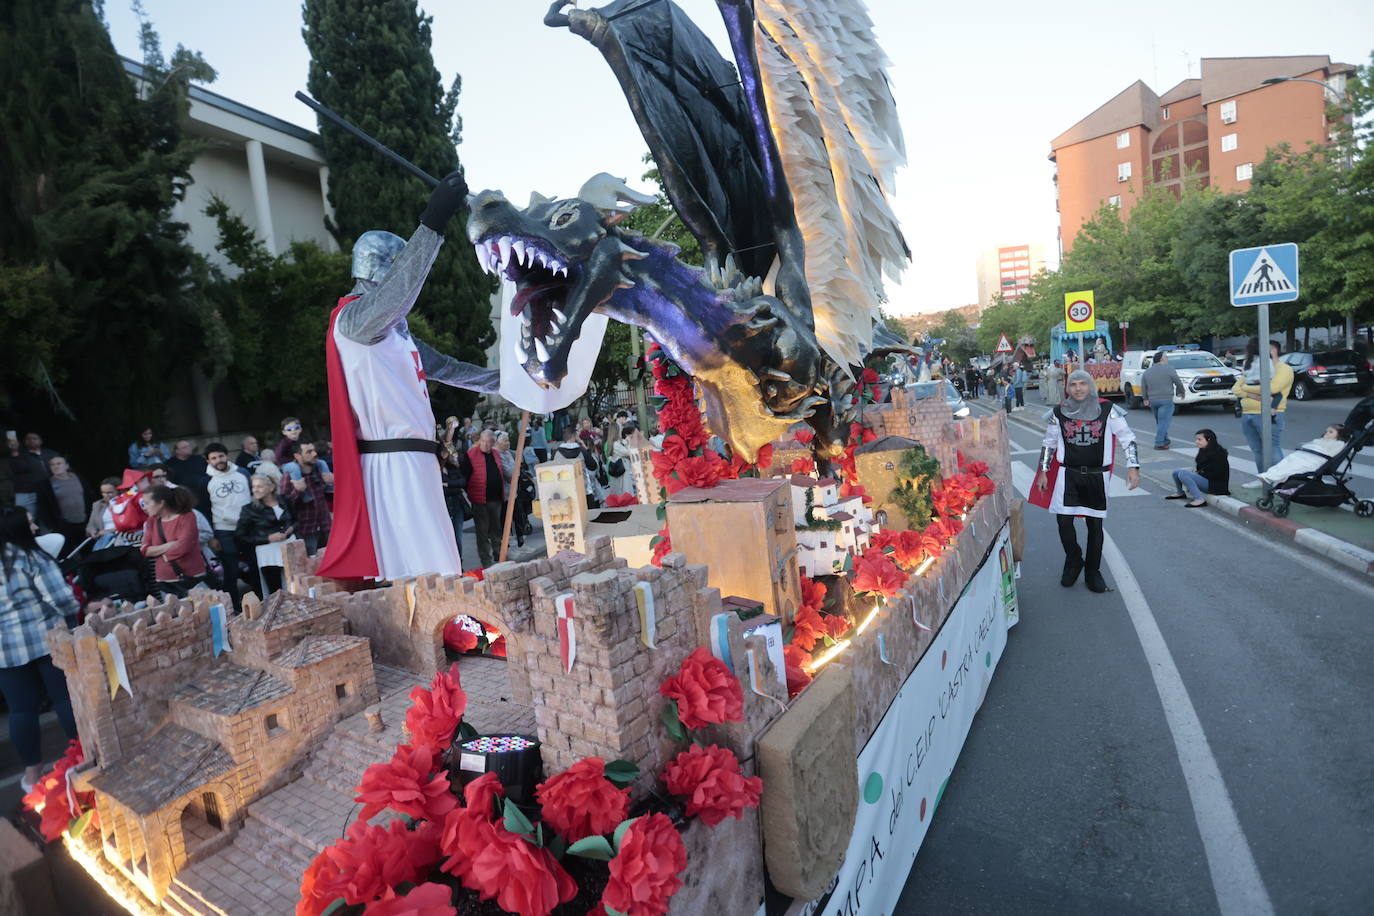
[1050,56,1354,253]
[975,243,1050,306]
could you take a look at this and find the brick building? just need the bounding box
[1050,55,1355,253]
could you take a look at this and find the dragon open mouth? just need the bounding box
[472,234,579,373]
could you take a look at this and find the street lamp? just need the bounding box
[1259,76,1341,102]
[1118,320,1129,354]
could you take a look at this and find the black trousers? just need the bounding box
[1056,514,1104,570]
[472,500,503,568]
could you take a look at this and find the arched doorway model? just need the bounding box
[179,791,225,858]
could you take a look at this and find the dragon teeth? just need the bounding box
[552,307,567,324]
[519,308,531,326]
[534,337,551,363]
[497,236,513,270]
[514,338,529,363]
[512,239,527,265]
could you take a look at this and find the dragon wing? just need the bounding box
[551,0,778,282]
[752,0,909,369]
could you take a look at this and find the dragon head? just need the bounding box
[466,174,654,388]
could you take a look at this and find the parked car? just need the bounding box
[1119,348,1240,410]
[1280,349,1374,400]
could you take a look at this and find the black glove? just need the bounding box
[419,168,468,233]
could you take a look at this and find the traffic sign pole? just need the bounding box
[1258,304,1272,473]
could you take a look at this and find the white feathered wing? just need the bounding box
[752,0,908,373]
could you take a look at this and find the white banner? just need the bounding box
[786,524,1019,916]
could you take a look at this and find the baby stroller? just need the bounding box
[63,540,149,603]
[1257,395,1374,518]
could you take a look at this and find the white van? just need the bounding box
[1119,349,1241,410]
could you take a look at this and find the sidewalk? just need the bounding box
[987,399,1374,578]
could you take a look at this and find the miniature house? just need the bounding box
[788,474,878,579]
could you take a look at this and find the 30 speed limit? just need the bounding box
[1064,290,1095,332]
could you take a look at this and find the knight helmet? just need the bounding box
[351,230,407,284]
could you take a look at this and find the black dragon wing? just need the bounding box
[546,0,777,283]
[549,0,908,371]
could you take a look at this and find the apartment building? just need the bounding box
[1049,55,1354,253]
[975,242,1050,306]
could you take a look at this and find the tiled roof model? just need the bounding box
[237,591,338,632]
[171,662,292,715]
[274,634,369,669]
[90,724,235,814]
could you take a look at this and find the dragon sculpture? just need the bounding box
[466,0,908,462]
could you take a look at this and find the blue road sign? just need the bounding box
[1230,243,1299,307]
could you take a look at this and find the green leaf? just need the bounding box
[566,835,616,860]
[536,822,545,848]
[612,816,638,852]
[603,759,640,787]
[67,809,94,839]
[503,798,535,838]
[319,899,349,916]
[660,700,686,742]
[606,907,629,916]
[655,502,667,520]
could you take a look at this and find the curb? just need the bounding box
[986,403,1374,578]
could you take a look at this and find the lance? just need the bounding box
[294,91,439,188]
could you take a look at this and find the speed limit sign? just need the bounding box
[1064,290,1095,333]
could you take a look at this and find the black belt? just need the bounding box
[357,438,439,455]
[1064,465,1110,473]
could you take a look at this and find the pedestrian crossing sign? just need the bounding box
[1230,243,1299,306]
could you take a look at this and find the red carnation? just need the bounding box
[442,618,479,654]
[794,427,815,445]
[298,819,439,915]
[489,635,507,657]
[891,529,927,569]
[602,813,688,916]
[783,644,812,697]
[438,773,503,885]
[659,433,690,467]
[404,665,468,762]
[966,459,990,477]
[790,605,827,652]
[850,552,905,599]
[606,492,638,508]
[654,375,692,399]
[659,646,744,729]
[664,744,763,827]
[868,529,900,556]
[462,568,485,581]
[468,825,578,916]
[790,456,817,475]
[535,757,630,842]
[355,743,458,823]
[363,883,456,915]
[675,452,729,490]
[823,613,852,641]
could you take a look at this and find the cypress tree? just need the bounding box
[0,0,220,465]
[302,0,495,420]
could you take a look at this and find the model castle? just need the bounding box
[46,384,1015,914]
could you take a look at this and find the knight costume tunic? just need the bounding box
[1035,400,1139,519]
[317,226,499,581]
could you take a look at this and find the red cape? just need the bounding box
[316,297,379,579]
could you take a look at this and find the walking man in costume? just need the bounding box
[1032,370,1140,593]
[317,168,501,581]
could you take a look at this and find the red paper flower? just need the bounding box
[783,644,812,697]
[848,422,877,445]
[850,552,905,598]
[823,613,852,641]
[605,492,638,508]
[462,568,485,582]
[798,574,827,615]
[442,618,479,654]
[355,743,458,823]
[928,516,963,543]
[299,819,440,915]
[25,739,93,841]
[868,529,900,555]
[438,773,503,885]
[659,433,690,467]
[965,460,989,477]
[468,825,578,916]
[650,526,672,567]
[363,883,456,915]
[790,456,817,475]
[790,605,827,652]
[659,646,744,729]
[489,635,507,657]
[664,744,763,827]
[602,813,688,916]
[675,452,729,490]
[794,427,815,445]
[535,757,631,842]
[405,664,468,760]
[890,530,927,569]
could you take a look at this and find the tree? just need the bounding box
[0,0,220,468]
[303,0,494,423]
[926,309,978,363]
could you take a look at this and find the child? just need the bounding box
[1245,424,1349,488]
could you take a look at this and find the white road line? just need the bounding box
[1010,464,1276,916]
[1009,457,1149,498]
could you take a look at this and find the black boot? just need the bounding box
[1083,518,1108,592]
[1056,515,1083,587]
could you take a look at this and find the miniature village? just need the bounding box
[26,382,1019,916]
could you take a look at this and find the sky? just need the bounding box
[103,0,1372,316]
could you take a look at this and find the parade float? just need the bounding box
[24,2,1022,914]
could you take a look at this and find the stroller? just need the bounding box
[1257,395,1374,518]
[62,539,149,603]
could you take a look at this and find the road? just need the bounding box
[896,397,1374,914]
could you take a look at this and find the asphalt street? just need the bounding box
[896,397,1374,914]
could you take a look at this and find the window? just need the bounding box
[335,682,351,700]
[1108,195,1122,207]
[1161,106,1171,120]
[1220,100,1237,123]
[1220,133,1238,152]
[1116,131,1131,149]
[1117,162,1132,182]
[265,711,287,737]
[1235,162,1254,182]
